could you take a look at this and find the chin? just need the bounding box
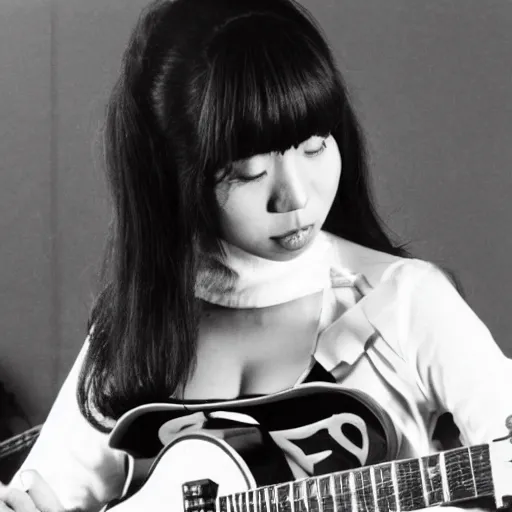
[269,245,312,261]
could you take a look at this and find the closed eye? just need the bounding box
[234,171,267,183]
[304,140,327,157]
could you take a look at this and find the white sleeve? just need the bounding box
[9,335,127,512]
[398,262,512,444]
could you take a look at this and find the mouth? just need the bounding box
[270,224,315,251]
[271,224,313,239]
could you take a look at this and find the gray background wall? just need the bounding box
[1,0,511,425]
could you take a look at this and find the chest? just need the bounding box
[183,292,324,399]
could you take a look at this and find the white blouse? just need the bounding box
[9,231,512,512]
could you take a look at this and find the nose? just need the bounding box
[267,157,308,213]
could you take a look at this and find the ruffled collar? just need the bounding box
[195,231,334,308]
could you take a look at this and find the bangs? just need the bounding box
[195,14,344,179]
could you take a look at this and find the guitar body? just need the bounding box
[106,432,255,511]
[104,383,398,511]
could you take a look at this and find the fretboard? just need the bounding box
[217,444,494,512]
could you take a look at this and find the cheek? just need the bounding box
[315,152,342,205]
[215,184,266,241]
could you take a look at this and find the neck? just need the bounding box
[195,232,334,309]
[211,443,495,512]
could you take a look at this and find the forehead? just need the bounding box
[232,135,325,163]
[195,20,343,176]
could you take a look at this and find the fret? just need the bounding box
[316,479,324,512]
[228,494,236,512]
[470,445,494,497]
[373,463,398,512]
[307,478,320,512]
[329,475,338,512]
[319,476,334,512]
[333,472,352,512]
[257,488,268,512]
[293,481,309,512]
[369,467,379,512]
[219,496,228,512]
[390,462,401,512]
[354,468,375,512]
[418,457,428,506]
[445,448,476,502]
[290,483,296,512]
[277,484,292,512]
[268,487,278,512]
[396,459,425,511]
[468,447,477,495]
[420,454,443,506]
[439,452,450,503]
[348,471,358,512]
[257,489,264,512]
[303,481,311,512]
[248,491,256,512]
[236,493,242,512]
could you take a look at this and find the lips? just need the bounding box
[271,224,314,240]
[270,224,315,251]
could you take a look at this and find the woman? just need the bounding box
[1,0,511,510]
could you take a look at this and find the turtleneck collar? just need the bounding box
[195,231,335,308]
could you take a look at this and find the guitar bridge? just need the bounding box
[183,479,219,512]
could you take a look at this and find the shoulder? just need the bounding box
[321,231,461,314]
[321,230,444,289]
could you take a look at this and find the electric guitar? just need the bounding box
[102,383,512,512]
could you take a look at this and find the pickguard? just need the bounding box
[109,370,398,483]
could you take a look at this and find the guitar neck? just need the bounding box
[217,444,494,512]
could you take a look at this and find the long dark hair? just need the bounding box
[78,0,410,431]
